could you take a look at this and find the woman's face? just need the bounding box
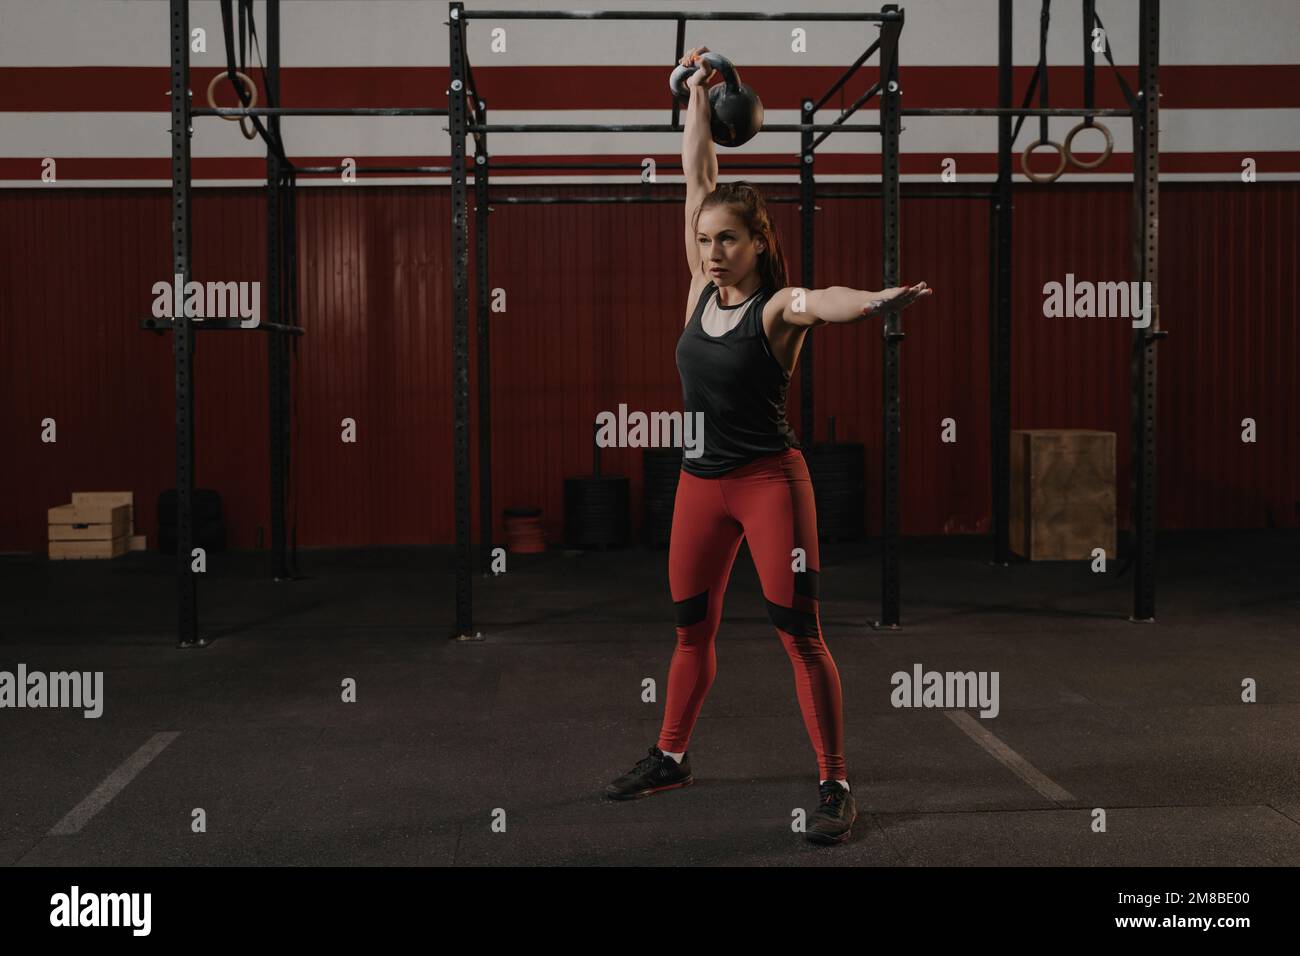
[697,205,765,287]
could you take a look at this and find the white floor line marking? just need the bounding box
[48,732,182,836]
[945,711,1075,805]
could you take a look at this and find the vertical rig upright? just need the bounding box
[475,102,493,577]
[169,0,199,648]
[1131,0,1162,620]
[799,96,816,446]
[448,2,475,639]
[267,0,291,581]
[876,5,904,628]
[991,0,1013,568]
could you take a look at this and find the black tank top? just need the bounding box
[675,281,800,477]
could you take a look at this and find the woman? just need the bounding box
[606,47,932,845]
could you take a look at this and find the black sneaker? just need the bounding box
[806,780,856,844]
[605,746,693,800]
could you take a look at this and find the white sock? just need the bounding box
[661,750,685,764]
[821,778,850,792]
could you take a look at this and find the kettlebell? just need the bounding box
[669,52,764,148]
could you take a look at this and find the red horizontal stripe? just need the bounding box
[4,151,1298,182]
[3,65,1299,112]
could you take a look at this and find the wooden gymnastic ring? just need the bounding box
[206,70,259,140]
[1020,139,1067,184]
[1063,120,1113,170]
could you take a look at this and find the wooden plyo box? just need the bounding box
[49,538,130,560]
[1010,430,1116,561]
[47,503,131,560]
[72,491,134,536]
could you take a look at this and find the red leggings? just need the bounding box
[657,448,847,781]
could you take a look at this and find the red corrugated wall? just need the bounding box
[1,182,1296,552]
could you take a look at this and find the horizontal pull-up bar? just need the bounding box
[295,165,453,174]
[490,196,683,204]
[485,190,997,205]
[818,190,997,200]
[490,161,803,170]
[488,195,821,204]
[198,108,1129,126]
[486,196,835,205]
[460,10,901,21]
[902,107,1132,118]
[195,107,449,117]
[469,123,881,133]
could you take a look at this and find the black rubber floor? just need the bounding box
[1,530,1297,866]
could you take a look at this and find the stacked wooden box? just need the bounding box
[1009,430,1116,561]
[47,491,146,560]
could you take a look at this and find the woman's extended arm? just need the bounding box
[771,283,933,327]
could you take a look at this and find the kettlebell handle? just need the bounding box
[669,52,742,101]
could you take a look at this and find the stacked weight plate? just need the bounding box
[643,448,684,548]
[563,476,630,550]
[805,442,866,541]
[157,488,227,554]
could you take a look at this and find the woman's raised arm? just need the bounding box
[681,47,718,191]
[681,47,717,277]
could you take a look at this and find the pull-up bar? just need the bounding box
[902,107,1132,117]
[196,107,449,117]
[486,190,996,205]
[458,10,901,21]
[468,123,882,133]
[295,165,452,174]
[491,161,803,170]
